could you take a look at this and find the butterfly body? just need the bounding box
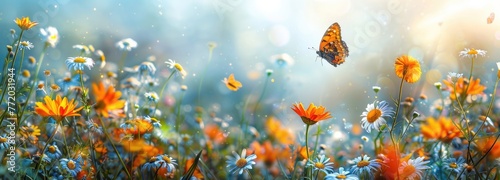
[316,22,349,67]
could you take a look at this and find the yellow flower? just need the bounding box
[222,74,242,91]
[14,17,38,30]
[20,125,41,144]
[394,55,422,83]
[291,102,332,125]
[35,95,83,122]
[92,82,126,118]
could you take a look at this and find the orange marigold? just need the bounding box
[14,17,38,30]
[35,95,83,122]
[92,82,125,117]
[476,137,500,160]
[394,55,422,83]
[291,102,332,125]
[443,77,486,100]
[421,116,462,143]
[266,117,295,145]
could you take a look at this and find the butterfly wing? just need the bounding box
[225,74,242,91]
[316,22,349,67]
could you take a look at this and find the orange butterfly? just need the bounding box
[316,22,349,67]
[487,12,495,24]
[222,73,242,91]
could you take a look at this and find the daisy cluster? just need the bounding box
[1,16,500,180]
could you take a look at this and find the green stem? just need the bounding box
[34,123,59,180]
[16,44,49,134]
[118,51,128,74]
[98,116,132,179]
[197,47,214,105]
[390,74,405,149]
[305,124,311,179]
[253,74,271,114]
[0,30,24,105]
[154,71,175,111]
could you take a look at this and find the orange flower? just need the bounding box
[121,118,154,136]
[222,73,242,91]
[421,116,462,143]
[92,82,126,117]
[14,17,38,30]
[476,137,500,160]
[249,141,279,167]
[443,77,486,100]
[377,145,412,179]
[266,117,295,145]
[35,95,83,122]
[291,102,332,125]
[394,55,422,83]
[204,124,226,144]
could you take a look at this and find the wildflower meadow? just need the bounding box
[2,2,500,180]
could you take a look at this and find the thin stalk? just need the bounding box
[390,74,405,149]
[98,116,132,179]
[154,71,175,111]
[34,123,59,180]
[305,124,311,179]
[253,74,271,114]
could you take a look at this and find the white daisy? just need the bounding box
[459,48,486,59]
[360,101,394,133]
[399,157,430,180]
[226,149,257,175]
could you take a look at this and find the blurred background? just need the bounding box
[2,0,500,139]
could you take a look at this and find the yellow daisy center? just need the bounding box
[149,157,158,163]
[357,160,370,167]
[21,41,29,47]
[67,160,76,170]
[314,162,325,169]
[336,174,347,179]
[468,48,477,55]
[174,63,184,72]
[449,162,457,169]
[48,145,56,153]
[162,155,171,163]
[22,70,30,78]
[367,109,382,123]
[73,57,87,63]
[236,158,248,168]
[0,137,6,143]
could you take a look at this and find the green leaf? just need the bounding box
[181,150,203,180]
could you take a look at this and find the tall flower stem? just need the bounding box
[304,124,312,179]
[34,123,59,180]
[197,45,215,105]
[461,57,475,104]
[16,44,49,133]
[390,74,405,149]
[253,73,271,115]
[0,30,24,104]
[118,51,128,74]
[154,71,175,111]
[98,115,132,179]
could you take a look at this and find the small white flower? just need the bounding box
[226,149,257,175]
[459,48,486,59]
[19,41,34,50]
[40,26,59,48]
[165,59,187,78]
[447,72,463,83]
[116,38,137,51]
